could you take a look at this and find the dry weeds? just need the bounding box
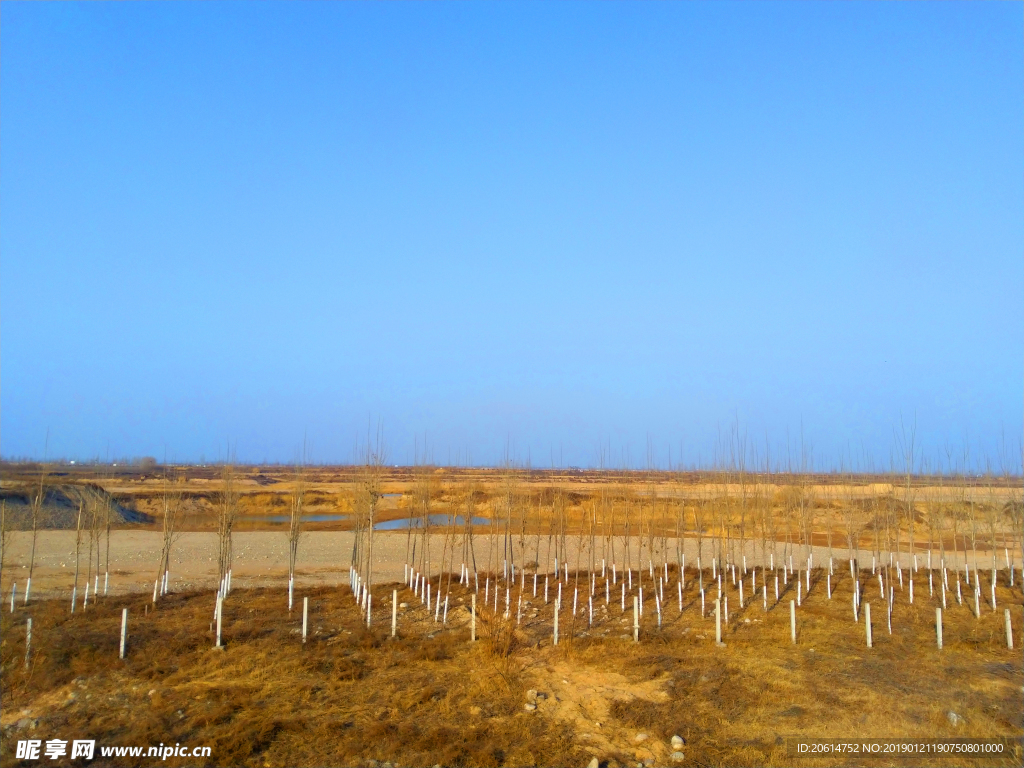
[1,564,1021,768]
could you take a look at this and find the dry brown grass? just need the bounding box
[1,567,1021,768]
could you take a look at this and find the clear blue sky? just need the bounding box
[2,2,1021,471]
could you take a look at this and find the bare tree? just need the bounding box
[968,481,979,574]
[843,476,860,568]
[72,499,84,608]
[356,428,386,590]
[731,427,749,573]
[554,486,568,577]
[929,469,943,571]
[693,479,708,567]
[625,492,637,578]
[414,460,434,578]
[440,478,460,599]
[824,482,834,568]
[798,475,813,568]
[104,494,112,592]
[757,461,770,570]
[766,478,780,568]
[984,471,998,578]
[949,461,966,573]
[93,492,103,594]
[85,495,95,606]
[499,455,517,578]
[464,479,481,578]
[0,502,10,592]
[217,466,238,587]
[157,474,184,596]
[407,450,423,573]
[543,489,555,577]
[521,482,533,577]
[896,419,917,569]
[1003,445,1023,579]
[26,470,47,602]
[288,465,305,587]
[870,491,881,570]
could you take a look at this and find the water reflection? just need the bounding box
[374,514,490,530]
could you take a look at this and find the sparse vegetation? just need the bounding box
[0,460,1021,767]
[0,560,1020,767]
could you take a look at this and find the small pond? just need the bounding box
[374,514,490,531]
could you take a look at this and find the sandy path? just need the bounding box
[0,529,988,601]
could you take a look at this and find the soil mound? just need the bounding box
[0,483,152,529]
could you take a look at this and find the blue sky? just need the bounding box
[2,2,1021,470]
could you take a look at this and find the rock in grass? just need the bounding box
[633,733,648,743]
[524,703,537,711]
[527,689,538,702]
[587,758,599,768]
[671,735,684,750]
[671,751,685,762]
[947,711,965,727]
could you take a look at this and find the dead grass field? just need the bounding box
[1,564,1021,768]
[1,465,1021,767]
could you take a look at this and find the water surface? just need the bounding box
[374,514,490,531]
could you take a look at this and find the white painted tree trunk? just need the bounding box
[553,598,559,646]
[216,596,223,648]
[633,595,639,642]
[120,608,128,658]
[715,598,722,645]
[790,600,796,644]
[865,603,872,648]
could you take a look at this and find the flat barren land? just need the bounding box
[0,465,1021,767]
